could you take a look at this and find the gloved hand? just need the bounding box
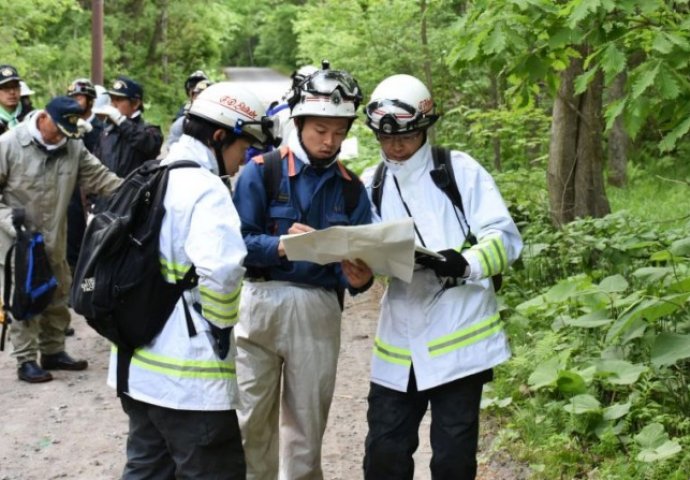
[76,118,93,135]
[92,105,125,126]
[416,248,469,278]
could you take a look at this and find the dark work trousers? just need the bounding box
[66,188,86,272]
[120,395,246,480]
[363,367,493,480]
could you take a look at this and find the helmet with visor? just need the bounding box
[289,60,363,119]
[366,74,438,135]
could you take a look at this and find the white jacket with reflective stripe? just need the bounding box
[362,141,523,392]
[107,135,247,410]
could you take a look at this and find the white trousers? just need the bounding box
[235,281,342,480]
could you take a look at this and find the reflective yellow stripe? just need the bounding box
[373,337,411,366]
[128,347,235,379]
[427,314,502,357]
[200,283,241,327]
[160,257,191,282]
[201,305,238,327]
[487,237,506,273]
[199,284,241,306]
[470,236,507,277]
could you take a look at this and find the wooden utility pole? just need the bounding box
[91,0,104,85]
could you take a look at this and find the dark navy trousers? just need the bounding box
[364,367,492,480]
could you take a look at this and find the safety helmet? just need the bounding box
[191,79,213,97]
[291,65,318,88]
[365,74,438,135]
[288,61,363,120]
[188,82,279,148]
[184,70,209,94]
[67,78,97,99]
[19,81,34,97]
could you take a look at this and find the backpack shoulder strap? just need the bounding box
[259,148,287,204]
[371,162,387,216]
[338,164,363,217]
[165,160,201,171]
[431,146,465,216]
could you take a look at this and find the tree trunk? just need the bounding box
[146,0,168,66]
[490,74,502,171]
[547,52,610,227]
[607,72,629,187]
[161,1,169,84]
[420,0,436,144]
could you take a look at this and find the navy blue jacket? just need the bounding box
[232,148,372,291]
[94,114,162,178]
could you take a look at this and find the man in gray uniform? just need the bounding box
[0,96,122,383]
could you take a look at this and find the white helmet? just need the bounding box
[291,65,318,87]
[19,81,34,97]
[366,74,438,134]
[288,61,363,120]
[189,82,279,148]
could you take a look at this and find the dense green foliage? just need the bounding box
[491,165,690,478]
[3,1,690,477]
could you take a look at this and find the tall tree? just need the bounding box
[448,0,690,226]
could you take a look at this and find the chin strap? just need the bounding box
[211,139,227,177]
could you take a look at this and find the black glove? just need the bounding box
[416,248,468,278]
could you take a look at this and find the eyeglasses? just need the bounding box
[0,83,20,92]
[377,130,423,145]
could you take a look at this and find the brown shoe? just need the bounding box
[18,361,54,383]
[41,351,88,371]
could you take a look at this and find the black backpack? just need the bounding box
[371,146,502,291]
[70,159,200,393]
[1,208,58,350]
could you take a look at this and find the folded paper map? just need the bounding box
[281,218,420,282]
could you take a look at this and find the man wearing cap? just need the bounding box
[0,96,123,383]
[0,64,29,135]
[93,75,163,179]
[66,78,104,276]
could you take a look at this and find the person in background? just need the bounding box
[0,65,29,135]
[232,62,374,480]
[66,78,104,278]
[242,65,318,165]
[173,69,209,120]
[164,79,213,150]
[271,64,318,146]
[361,74,523,480]
[0,96,122,383]
[110,82,276,480]
[19,81,35,115]
[92,75,163,179]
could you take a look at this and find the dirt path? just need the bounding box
[0,282,526,479]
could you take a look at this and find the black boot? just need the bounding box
[41,351,88,371]
[18,361,54,383]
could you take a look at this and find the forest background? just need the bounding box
[2,0,690,478]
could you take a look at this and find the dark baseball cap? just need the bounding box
[108,75,143,100]
[0,64,21,86]
[45,96,85,138]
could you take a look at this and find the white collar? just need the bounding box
[287,128,308,165]
[381,140,431,179]
[287,127,340,169]
[164,135,218,174]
